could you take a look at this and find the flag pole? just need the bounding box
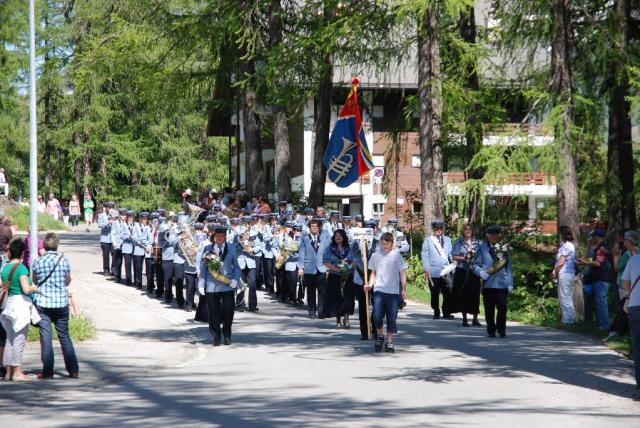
[361,236,371,340]
[29,0,38,269]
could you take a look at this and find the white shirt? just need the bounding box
[622,254,640,307]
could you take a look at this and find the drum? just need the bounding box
[152,246,162,263]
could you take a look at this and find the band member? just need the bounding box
[120,210,135,286]
[329,210,343,233]
[185,222,206,312]
[110,210,124,282]
[282,222,302,304]
[355,215,364,228]
[292,224,305,304]
[158,215,178,302]
[452,224,482,327]
[173,217,187,308]
[255,214,271,291]
[474,225,513,338]
[277,201,289,222]
[351,235,371,340]
[97,201,114,275]
[298,219,328,319]
[197,225,242,346]
[153,214,166,296]
[261,217,276,294]
[367,232,408,353]
[342,216,353,241]
[236,216,261,312]
[301,208,315,234]
[323,229,355,328]
[132,212,150,290]
[145,212,159,293]
[383,219,410,255]
[421,219,454,319]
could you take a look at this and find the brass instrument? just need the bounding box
[238,229,252,253]
[178,226,203,267]
[164,203,205,241]
[275,236,299,269]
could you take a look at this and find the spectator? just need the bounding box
[606,230,638,341]
[62,201,70,226]
[578,229,612,330]
[83,193,94,232]
[37,195,45,213]
[0,168,8,196]
[553,226,577,325]
[32,232,79,379]
[0,238,40,381]
[46,193,62,221]
[23,226,45,270]
[621,253,640,395]
[69,194,81,229]
[0,214,13,269]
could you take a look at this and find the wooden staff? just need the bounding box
[361,236,371,340]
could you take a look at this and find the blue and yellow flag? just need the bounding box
[323,78,374,187]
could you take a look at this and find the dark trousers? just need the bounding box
[173,263,185,307]
[123,252,133,285]
[207,291,235,341]
[162,260,174,302]
[154,260,164,296]
[355,285,370,339]
[263,257,275,292]
[195,292,209,322]
[144,258,154,292]
[275,268,285,299]
[133,255,144,288]
[185,272,197,308]
[317,272,328,318]
[483,288,508,335]
[255,256,263,288]
[285,270,299,302]
[241,267,257,309]
[36,305,79,377]
[111,248,122,280]
[429,277,452,316]
[324,273,340,319]
[100,242,111,274]
[336,278,355,319]
[304,273,322,313]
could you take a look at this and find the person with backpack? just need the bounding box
[578,229,612,330]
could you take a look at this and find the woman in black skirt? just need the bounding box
[323,229,355,329]
[451,224,482,327]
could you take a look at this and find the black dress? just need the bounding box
[451,238,481,315]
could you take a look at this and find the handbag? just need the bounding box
[623,274,640,314]
[0,263,21,309]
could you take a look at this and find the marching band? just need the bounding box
[96,192,508,351]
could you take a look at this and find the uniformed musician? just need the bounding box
[236,215,261,312]
[145,212,160,294]
[158,214,179,303]
[97,201,114,276]
[109,209,124,282]
[132,211,150,290]
[196,225,242,346]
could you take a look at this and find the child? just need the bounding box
[365,232,408,353]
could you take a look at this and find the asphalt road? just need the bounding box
[0,231,638,427]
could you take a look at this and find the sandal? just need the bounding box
[385,342,395,353]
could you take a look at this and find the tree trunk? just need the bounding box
[308,5,335,209]
[241,59,267,197]
[551,0,580,241]
[83,141,92,195]
[268,0,292,201]
[607,0,636,238]
[459,7,484,234]
[418,5,444,235]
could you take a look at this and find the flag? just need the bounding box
[323,78,374,188]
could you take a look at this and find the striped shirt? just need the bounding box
[32,251,71,308]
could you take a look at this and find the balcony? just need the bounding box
[444,172,556,197]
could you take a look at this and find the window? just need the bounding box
[411,155,421,168]
[372,203,385,215]
[412,201,422,214]
[372,105,384,118]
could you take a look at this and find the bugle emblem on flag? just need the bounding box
[323,78,374,188]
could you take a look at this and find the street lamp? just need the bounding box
[29,0,38,267]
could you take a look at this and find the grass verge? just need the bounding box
[7,206,67,231]
[27,314,97,343]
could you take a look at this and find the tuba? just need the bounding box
[238,229,252,253]
[178,226,202,267]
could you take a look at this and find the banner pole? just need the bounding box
[361,236,371,340]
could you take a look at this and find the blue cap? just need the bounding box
[431,219,445,228]
[213,225,228,234]
[278,200,287,206]
[206,215,217,222]
[486,224,501,234]
[293,223,302,231]
[355,215,363,221]
[259,213,269,219]
[330,210,339,216]
[139,212,150,218]
[105,201,115,208]
[284,221,296,228]
[149,212,159,220]
[364,220,376,227]
[342,216,352,222]
[126,210,134,217]
[304,208,314,214]
[213,204,222,211]
[194,222,205,230]
[230,218,240,225]
[250,214,258,220]
[241,216,251,223]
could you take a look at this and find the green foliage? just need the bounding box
[28,313,96,343]
[7,206,66,231]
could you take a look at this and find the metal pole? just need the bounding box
[29,0,38,268]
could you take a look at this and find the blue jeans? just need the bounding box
[628,306,640,388]
[36,305,79,377]
[372,291,399,334]
[594,281,610,329]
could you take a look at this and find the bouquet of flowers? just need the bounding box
[204,253,232,285]
[336,258,353,295]
[488,242,511,274]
